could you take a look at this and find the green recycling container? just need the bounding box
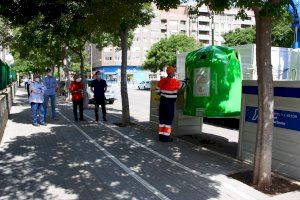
[0,60,9,90]
[183,45,242,117]
[8,65,13,84]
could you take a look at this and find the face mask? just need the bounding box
[35,78,40,82]
[76,78,82,82]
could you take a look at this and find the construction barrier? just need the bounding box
[238,80,300,181]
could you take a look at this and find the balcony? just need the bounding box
[198,16,211,22]
[198,25,210,31]
[198,34,211,40]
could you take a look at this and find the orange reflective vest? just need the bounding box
[155,77,186,99]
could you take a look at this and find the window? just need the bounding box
[199,12,209,17]
[199,40,209,44]
[180,30,186,33]
[180,20,186,25]
[199,30,209,35]
[161,29,167,33]
[241,24,251,28]
[105,56,112,61]
[221,23,224,29]
[199,21,209,26]
[161,19,167,24]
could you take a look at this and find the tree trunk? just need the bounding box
[120,27,131,126]
[252,8,274,189]
[79,53,89,109]
[58,65,61,81]
[51,65,55,76]
[62,45,71,100]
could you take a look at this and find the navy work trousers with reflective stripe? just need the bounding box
[159,97,176,129]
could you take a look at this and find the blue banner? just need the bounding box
[242,86,300,98]
[245,106,300,131]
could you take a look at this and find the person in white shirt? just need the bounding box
[29,74,47,126]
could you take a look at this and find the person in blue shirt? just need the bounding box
[90,71,107,121]
[43,68,58,121]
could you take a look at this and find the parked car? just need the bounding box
[138,81,150,90]
[86,79,115,104]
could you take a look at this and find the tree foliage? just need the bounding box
[223,28,256,46]
[0,0,181,125]
[0,17,12,48]
[222,9,293,47]
[143,34,201,72]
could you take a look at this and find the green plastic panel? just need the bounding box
[183,45,242,117]
[0,60,16,90]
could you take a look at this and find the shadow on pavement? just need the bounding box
[1,88,251,200]
[101,105,239,158]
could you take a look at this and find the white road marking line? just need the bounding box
[83,112,257,200]
[58,111,170,200]
[109,112,245,166]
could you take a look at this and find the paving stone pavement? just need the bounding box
[1,89,300,200]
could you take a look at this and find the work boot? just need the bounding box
[159,134,164,141]
[164,137,173,142]
[159,135,173,142]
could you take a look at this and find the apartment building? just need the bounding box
[93,4,255,83]
[190,5,255,45]
[96,5,189,68]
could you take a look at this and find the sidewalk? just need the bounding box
[1,89,299,200]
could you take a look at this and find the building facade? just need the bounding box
[92,4,255,83]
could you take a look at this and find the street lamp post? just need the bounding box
[210,11,215,46]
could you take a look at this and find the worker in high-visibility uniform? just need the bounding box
[155,66,187,142]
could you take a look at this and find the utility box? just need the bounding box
[184,46,242,118]
[150,81,203,136]
[239,80,300,181]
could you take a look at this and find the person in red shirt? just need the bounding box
[155,66,188,142]
[69,74,84,122]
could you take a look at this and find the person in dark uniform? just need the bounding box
[90,71,107,122]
